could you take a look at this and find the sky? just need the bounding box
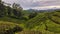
[2,0,60,10]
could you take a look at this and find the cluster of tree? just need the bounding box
[0,0,23,19]
[0,0,38,20]
[28,12,38,19]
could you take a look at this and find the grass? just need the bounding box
[0,11,60,34]
[0,21,17,32]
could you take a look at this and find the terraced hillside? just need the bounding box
[0,11,60,34]
[21,11,60,34]
[46,11,60,33]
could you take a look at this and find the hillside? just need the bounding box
[0,10,60,34]
[20,11,60,34]
[0,0,60,34]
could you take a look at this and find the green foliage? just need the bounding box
[28,12,38,19]
[12,3,23,11]
[0,1,23,19]
[0,21,23,34]
[0,1,60,34]
[22,11,60,34]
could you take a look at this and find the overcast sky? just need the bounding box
[2,0,60,10]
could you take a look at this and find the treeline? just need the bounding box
[0,0,38,20]
[0,0,23,19]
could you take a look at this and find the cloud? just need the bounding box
[2,0,60,10]
[32,6,60,10]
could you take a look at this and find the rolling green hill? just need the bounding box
[0,0,60,34]
[20,11,60,34]
[0,11,60,34]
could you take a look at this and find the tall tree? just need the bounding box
[12,3,23,18]
[0,0,1,4]
[12,3,23,10]
[0,0,5,17]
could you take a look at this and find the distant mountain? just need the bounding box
[27,9,39,12]
[27,8,60,12]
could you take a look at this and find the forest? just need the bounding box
[0,0,60,34]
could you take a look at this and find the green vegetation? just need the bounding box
[0,21,23,34]
[0,0,60,34]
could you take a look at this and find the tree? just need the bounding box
[0,0,12,16]
[12,3,23,18]
[12,3,23,11]
[28,12,37,19]
[0,0,5,17]
[0,0,1,3]
[6,6,12,16]
[13,9,19,17]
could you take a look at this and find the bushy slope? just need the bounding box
[0,11,60,34]
[22,11,60,34]
[0,21,23,34]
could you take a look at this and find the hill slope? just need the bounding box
[0,11,60,34]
